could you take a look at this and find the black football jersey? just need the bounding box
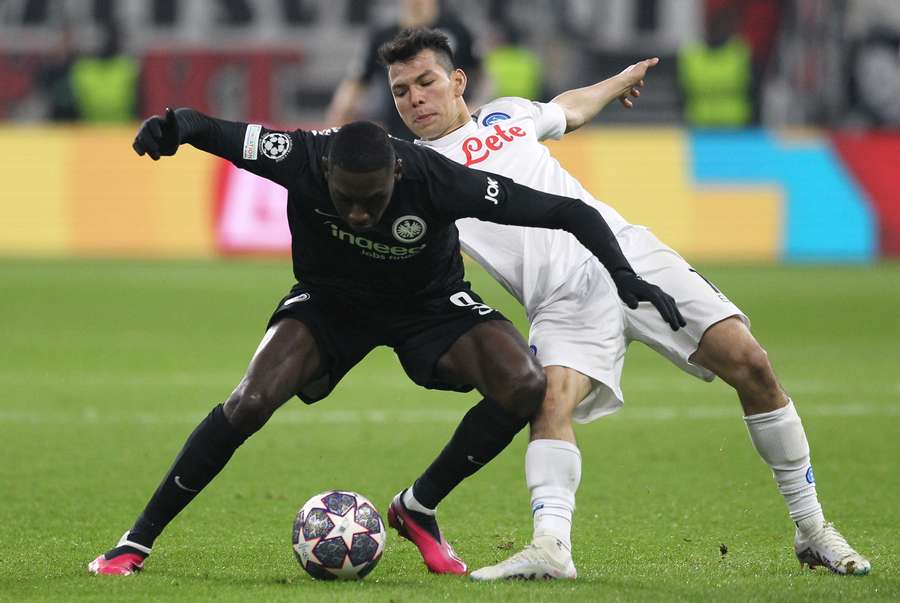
[176,110,631,306]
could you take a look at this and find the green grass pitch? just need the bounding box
[1,258,898,602]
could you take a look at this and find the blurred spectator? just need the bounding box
[325,0,483,140]
[70,21,139,123]
[845,0,900,127]
[483,22,543,101]
[36,23,80,122]
[678,4,752,127]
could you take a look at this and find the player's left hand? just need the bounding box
[611,269,686,331]
[615,57,659,109]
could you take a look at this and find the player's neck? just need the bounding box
[427,107,471,141]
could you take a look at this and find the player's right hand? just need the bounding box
[615,57,658,109]
[133,108,180,160]
[612,269,686,331]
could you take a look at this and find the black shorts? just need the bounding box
[266,282,509,403]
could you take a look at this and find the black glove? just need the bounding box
[133,107,180,160]
[612,269,686,331]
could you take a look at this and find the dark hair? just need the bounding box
[328,121,395,173]
[378,27,455,73]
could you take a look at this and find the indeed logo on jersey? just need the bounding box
[462,123,527,166]
[326,222,426,260]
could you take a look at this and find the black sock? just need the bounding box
[127,404,249,549]
[412,398,528,510]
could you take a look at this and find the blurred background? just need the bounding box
[0,0,898,262]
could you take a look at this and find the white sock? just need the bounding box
[403,487,435,516]
[526,439,581,552]
[744,400,824,531]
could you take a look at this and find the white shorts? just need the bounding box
[527,225,748,424]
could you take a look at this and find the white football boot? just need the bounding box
[794,521,871,576]
[470,535,576,581]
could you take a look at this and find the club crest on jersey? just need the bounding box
[392,215,427,243]
[481,111,510,126]
[261,132,292,161]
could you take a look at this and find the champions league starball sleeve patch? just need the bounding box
[260,132,293,161]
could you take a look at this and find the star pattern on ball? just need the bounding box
[323,506,374,552]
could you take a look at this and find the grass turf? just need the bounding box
[0,258,897,602]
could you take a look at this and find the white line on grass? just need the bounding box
[1,372,898,397]
[0,403,897,426]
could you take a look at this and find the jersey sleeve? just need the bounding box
[424,150,632,275]
[530,101,566,141]
[486,97,566,141]
[175,108,309,188]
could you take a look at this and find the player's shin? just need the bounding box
[409,398,529,511]
[743,400,824,531]
[127,404,250,548]
[526,439,581,551]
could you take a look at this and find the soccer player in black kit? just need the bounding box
[89,108,684,576]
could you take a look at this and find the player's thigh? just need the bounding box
[234,317,323,407]
[621,226,748,379]
[434,319,545,401]
[259,284,380,405]
[395,285,542,397]
[528,259,627,420]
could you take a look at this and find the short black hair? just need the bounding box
[378,27,455,73]
[328,121,395,173]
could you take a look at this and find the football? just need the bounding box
[291,490,386,580]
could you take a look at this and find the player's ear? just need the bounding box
[394,158,403,181]
[453,68,467,98]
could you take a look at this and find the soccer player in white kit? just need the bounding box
[377,28,870,578]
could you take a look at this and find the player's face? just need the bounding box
[388,49,468,140]
[325,161,402,232]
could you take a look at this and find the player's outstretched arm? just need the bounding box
[433,162,685,330]
[133,107,247,163]
[550,57,659,133]
[133,107,303,186]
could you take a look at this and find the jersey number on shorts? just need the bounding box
[449,292,494,316]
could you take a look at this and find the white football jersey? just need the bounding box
[416,97,630,315]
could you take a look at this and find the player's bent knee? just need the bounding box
[740,344,777,385]
[224,386,280,434]
[499,363,546,419]
[713,340,777,391]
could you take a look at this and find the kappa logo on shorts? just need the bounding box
[392,215,427,243]
[283,293,310,306]
[261,132,292,161]
[481,111,510,126]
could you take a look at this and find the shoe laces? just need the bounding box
[813,522,857,561]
